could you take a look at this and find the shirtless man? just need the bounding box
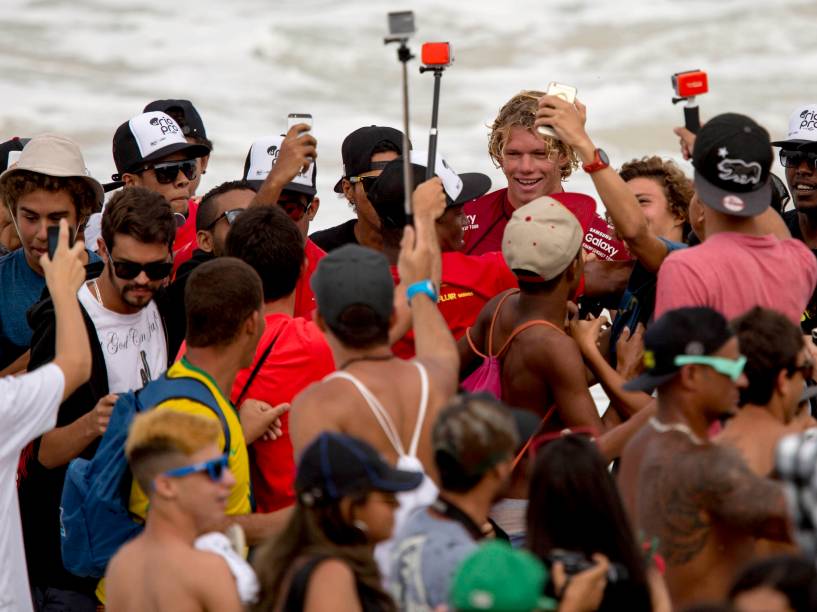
[716,306,816,477]
[290,176,458,473]
[459,196,607,432]
[618,307,792,609]
[105,409,243,612]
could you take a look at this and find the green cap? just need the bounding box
[450,541,558,611]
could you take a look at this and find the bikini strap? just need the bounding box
[486,289,520,356]
[406,361,429,457]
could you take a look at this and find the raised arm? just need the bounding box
[250,124,317,208]
[536,96,670,273]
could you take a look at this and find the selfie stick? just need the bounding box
[672,97,701,134]
[385,34,415,222]
[420,43,453,180]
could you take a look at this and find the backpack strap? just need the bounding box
[511,404,557,472]
[235,327,283,408]
[486,289,519,356]
[495,319,565,359]
[137,374,232,454]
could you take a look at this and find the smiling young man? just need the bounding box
[461,91,626,265]
[20,187,178,611]
[0,134,103,373]
[771,104,817,331]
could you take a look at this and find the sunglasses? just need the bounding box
[107,253,173,281]
[144,159,198,184]
[787,358,815,381]
[205,208,244,230]
[779,150,817,171]
[163,454,229,482]
[674,354,747,382]
[278,198,313,222]
[349,175,378,193]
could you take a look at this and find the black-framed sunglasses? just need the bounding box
[107,253,173,281]
[205,208,244,230]
[779,150,817,171]
[144,159,198,184]
[349,175,378,193]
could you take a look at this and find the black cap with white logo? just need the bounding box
[143,99,210,147]
[692,113,772,217]
[111,111,210,180]
[242,135,317,198]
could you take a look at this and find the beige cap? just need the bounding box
[0,134,104,205]
[502,196,583,281]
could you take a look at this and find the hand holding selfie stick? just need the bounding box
[671,69,709,134]
[385,11,416,223]
[419,42,453,180]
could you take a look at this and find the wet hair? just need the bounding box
[225,205,304,302]
[733,307,805,407]
[729,555,817,611]
[101,187,175,251]
[433,393,518,493]
[488,90,578,180]
[251,493,396,612]
[196,180,254,232]
[126,410,220,494]
[526,435,651,610]
[3,169,99,221]
[328,305,390,350]
[618,156,694,241]
[184,257,263,348]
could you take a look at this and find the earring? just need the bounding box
[353,519,369,533]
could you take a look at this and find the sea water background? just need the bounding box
[2,0,816,411]
[2,0,816,231]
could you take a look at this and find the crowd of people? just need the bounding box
[2,89,817,612]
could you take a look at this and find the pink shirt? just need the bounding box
[655,232,817,324]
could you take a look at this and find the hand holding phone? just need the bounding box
[537,82,578,139]
[47,223,76,260]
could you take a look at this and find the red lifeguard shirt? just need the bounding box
[294,239,325,320]
[230,313,335,512]
[391,251,518,359]
[171,198,199,278]
[462,188,630,262]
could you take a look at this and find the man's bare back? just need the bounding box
[105,534,241,612]
[466,291,603,431]
[619,424,790,609]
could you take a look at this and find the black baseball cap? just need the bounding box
[623,307,734,393]
[112,111,210,179]
[310,244,395,330]
[296,432,423,506]
[0,137,29,173]
[143,99,211,148]
[367,152,492,229]
[692,113,773,218]
[333,125,406,193]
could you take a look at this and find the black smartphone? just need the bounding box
[47,224,76,260]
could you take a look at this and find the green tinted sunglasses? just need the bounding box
[674,354,747,382]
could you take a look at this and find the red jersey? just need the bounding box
[462,188,630,261]
[391,251,518,359]
[294,239,325,320]
[172,198,199,278]
[231,313,335,512]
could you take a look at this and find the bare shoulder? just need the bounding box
[189,550,242,609]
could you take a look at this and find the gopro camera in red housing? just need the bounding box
[421,42,453,68]
[672,70,708,99]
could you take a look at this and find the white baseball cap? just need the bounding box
[771,104,817,149]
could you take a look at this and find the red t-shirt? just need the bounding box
[391,251,518,359]
[462,188,630,261]
[655,232,817,325]
[172,198,199,278]
[230,313,335,512]
[294,239,325,320]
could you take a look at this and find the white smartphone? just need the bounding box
[537,82,577,139]
[287,113,313,137]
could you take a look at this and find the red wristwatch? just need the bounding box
[582,148,610,174]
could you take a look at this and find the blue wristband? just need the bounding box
[406,280,438,304]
